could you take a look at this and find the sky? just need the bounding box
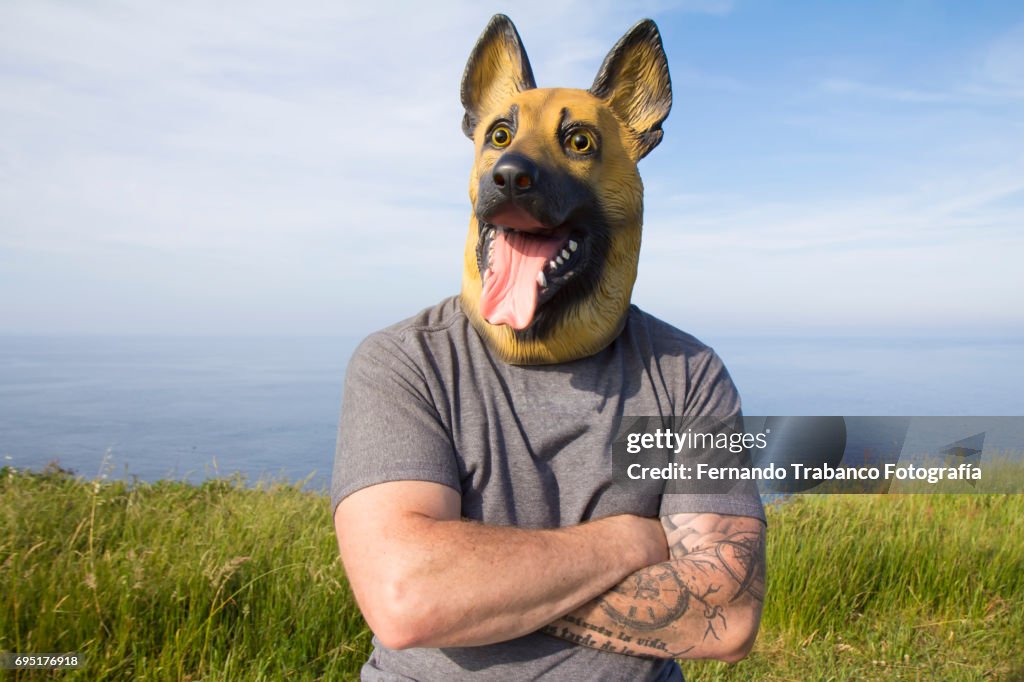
[1,0,1022,338]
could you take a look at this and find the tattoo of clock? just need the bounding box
[598,563,689,630]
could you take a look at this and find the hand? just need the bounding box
[616,514,669,566]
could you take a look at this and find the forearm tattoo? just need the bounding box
[544,514,766,658]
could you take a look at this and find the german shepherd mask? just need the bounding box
[458,14,672,365]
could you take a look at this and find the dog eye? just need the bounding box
[566,130,595,154]
[490,125,513,148]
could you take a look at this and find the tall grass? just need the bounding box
[0,465,368,681]
[1,465,1022,680]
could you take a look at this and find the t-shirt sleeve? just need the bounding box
[658,347,766,523]
[330,332,460,515]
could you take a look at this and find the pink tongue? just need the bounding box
[480,230,565,330]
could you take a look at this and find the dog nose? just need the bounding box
[492,153,539,195]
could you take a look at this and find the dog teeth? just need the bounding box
[537,271,546,287]
[569,240,578,251]
[550,260,558,270]
[556,256,564,266]
[561,249,570,259]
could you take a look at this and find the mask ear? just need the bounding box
[461,14,537,139]
[589,19,672,160]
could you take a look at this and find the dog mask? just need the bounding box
[458,15,672,365]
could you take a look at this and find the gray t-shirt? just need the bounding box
[332,296,764,681]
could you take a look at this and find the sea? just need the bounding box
[1,334,1022,493]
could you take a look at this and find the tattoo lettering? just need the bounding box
[562,613,613,638]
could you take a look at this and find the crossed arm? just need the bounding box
[541,512,765,661]
[334,480,763,661]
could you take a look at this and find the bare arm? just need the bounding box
[541,513,766,662]
[334,480,669,650]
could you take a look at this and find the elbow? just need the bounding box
[373,621,425,651]
[714,606,762,663]
[370,611,422,651]
[716,634,755,664]
[665,604,761,663]
[358,571,439,650]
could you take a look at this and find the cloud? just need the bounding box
[819,78,951,103]
[819,22,1024,104]
[978,22,1024,95]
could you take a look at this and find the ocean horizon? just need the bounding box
[2,333,1022,492]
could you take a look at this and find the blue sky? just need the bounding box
[1,0,1022,338]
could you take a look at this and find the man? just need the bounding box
[332,15,765,681]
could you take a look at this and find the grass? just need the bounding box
[0,465,369,681]
[1,465,1022,681]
